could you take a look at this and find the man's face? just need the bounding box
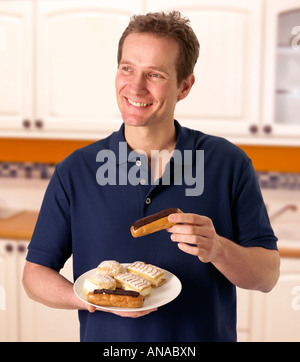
[115,32,185,128]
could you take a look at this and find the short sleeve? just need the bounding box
[26,167,72,271]
[231,159,278,250]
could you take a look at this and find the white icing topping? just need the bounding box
[88,274,115,284]
[97,260,123,276]
[115,273,151,289]
[127,261,164,278]
[84,273,116,293]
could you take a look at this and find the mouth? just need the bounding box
[125,97,153,108]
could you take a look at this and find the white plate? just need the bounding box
[73,263,182,312]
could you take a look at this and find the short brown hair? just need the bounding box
[117,11,200,86]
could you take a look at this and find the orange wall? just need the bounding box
[239,145,300,173]
[0,138,90,164]
[0,138,300,172]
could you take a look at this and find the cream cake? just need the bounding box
[127,261,166,287]
[83,274,116,295]
[97,260,124,277]
[114,272,151,297]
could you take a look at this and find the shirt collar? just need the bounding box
[108,120,195,166]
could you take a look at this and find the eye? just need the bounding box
[121,66,132,73]
[149,72,163,80]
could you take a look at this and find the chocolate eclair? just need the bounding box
[130,208,182,238]
[87,288,144,308]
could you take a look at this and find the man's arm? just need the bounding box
[167,213,280,293]
[22,261,88,310]
[22,261,156,317]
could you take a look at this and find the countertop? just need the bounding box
[0,211,299,258]
[0,211,38,240]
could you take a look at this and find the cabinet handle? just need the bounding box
[5,244,14,253]
[249,125,258,134]
[263,125,272,134]
[35,119,43,129]
[22,119,31,129]
[17,244,27,253]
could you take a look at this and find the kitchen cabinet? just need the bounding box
[0,239,79,342]
[0,239,18,341]
[237,257,300,342]
[263,0,300,138]
[236,287,251,342]
[35,0,142,138]
[0,0,300,143]
[0,0,142,139]
[146,0,263,138]
[0,1,33,132]
[249,257,300,342]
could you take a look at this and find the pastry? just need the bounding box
[83,274,116,295]
[114,272,151,297]
[127,261,165,287]
[130,208,183,237]
[87,289,144,308]
[97,260,124,277]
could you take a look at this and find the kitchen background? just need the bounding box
[0,0,300,342]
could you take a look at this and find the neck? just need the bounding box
[124,121,177,183]
[124,121,177,157]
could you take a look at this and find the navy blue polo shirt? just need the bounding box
[26,120,277,342]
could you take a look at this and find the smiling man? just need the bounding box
[23,11,280,342]
[116,33,193,128]
[115,31,195,182]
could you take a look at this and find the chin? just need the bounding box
[122,116,152,127]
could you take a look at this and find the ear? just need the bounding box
[177,73,195,101]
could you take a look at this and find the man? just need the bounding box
[23,11,280,342]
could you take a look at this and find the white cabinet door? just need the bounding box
[236,287,251,341]
[0,1,33,132]
[263,0,300,138]
[0,240,18,342]
[250,258,300,342]
[18,241,80,342]
[35,0,142,138]
[146,0,262,137]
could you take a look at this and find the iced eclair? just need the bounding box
[130,208,183,238]
[127,261,165,287]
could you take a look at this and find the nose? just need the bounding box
[129,72,148,97]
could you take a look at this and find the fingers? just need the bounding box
[86,303,158,318]
[86,303,96,313]
[111,308,158,318]
[167,213,214,243]
[177,240,214,263]
[170,233,203,246]
[168,212,209,225]
[168,223,203,237]
[167,212,218,263]
[177,242,207,258]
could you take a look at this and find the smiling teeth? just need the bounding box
[127,98,150,107]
